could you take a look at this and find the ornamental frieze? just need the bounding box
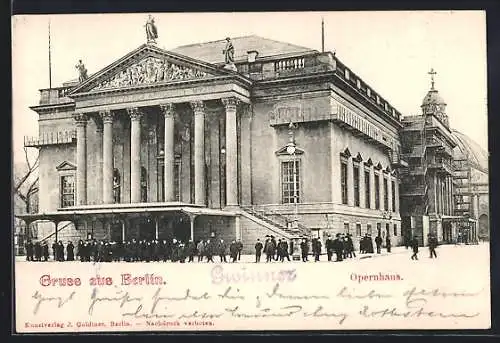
[91,56,210,91]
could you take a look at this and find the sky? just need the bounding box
[11,11,488,164]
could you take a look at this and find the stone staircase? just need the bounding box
[240,206,311,238]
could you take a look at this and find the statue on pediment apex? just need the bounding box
[75,60,88,83]
[145,15,158,44]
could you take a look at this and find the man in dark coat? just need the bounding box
[428,234,438,258]
[57,241,65,261]
[42,241,49,262]
[229,240,238,263]
[264,238,274,263]
[25,240,34,261]
[333,234,344,262]
[77,240,84,262]
[300,238,309,262]
[52,241,57,261]
[186,240,196,262]
[205,239,215,263]
[236,239,243,261]
[325,236,333,261]
[281,239,291,262]
[271,236,278,261]
[34,242,42,261]
[375,235,383,254]
[218,239,227,263]
[313,238,322,262]
[411,236,419,260]
[386,236,392,253]
[346,234,356,258]
[255,239,263,263]
[66,241,75,261]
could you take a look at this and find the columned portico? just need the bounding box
[101,110,114,204]
[191,101,206,206]
[128,107,143,203]
[160,103,176,202]
[74,113,88,205]
[223,97,240,207]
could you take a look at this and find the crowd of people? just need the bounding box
[24,238,246,263]
[23,232,444,263]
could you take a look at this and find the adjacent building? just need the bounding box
[452,129,489,241]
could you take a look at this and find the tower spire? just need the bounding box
[48,18,52,90]
[321,17,325,53]
[428,68,437,90]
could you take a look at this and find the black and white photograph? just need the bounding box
[12,11,490,332]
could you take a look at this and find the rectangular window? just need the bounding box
[353,164,360,207]
[341,160,348,205]
[174,162,181,201]
[365,169,371,208]
[374,173,380,209]
[391,180,396,211]
[282,160,300,204]
[367,224,372,235]
[158,161,181,202]
[393,224,398,236]
[383,177,389,210]
[344,222,350,234]
[356,223,362,236]
[377,222,382,236]
[386,223,390,237]
[60,175,75,208]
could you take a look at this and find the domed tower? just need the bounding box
[421,68,449,127]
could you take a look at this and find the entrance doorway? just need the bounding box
[110,222,123,242]
[172,215,191,243]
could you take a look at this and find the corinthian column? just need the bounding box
[73,113,88,205]
[95,120,103,204]
[222,97,240,207]
[100,110,114,204]
[128,107,143,203]
[160,103,175,202]
[191,100,206,205]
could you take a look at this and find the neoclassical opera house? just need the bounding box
[18,32,486,252]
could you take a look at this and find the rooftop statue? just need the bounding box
[222,37,237,71]
[75,60,88,83]
[223,37,235,64]
[145,15,158,44]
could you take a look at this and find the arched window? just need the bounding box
[141,167,148,202]
[113,168,121,203]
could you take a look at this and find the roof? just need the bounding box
[452,129,488,172]
[170,35,317,64]
[422,89,446,107]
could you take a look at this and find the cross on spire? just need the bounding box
[428,68,437,90]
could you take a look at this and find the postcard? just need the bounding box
[12,11,490,332]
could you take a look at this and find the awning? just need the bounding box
[15,202,237,223]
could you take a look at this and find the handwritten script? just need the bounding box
[28,283,482,327]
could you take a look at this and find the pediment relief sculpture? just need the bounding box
[92,56,210,91]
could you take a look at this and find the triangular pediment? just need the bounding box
[69,44,233,95]
[56,161,76,171]
[275,144,305,156]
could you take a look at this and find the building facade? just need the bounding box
[19,35,409,253]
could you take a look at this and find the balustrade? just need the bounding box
[24,130,76,147]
